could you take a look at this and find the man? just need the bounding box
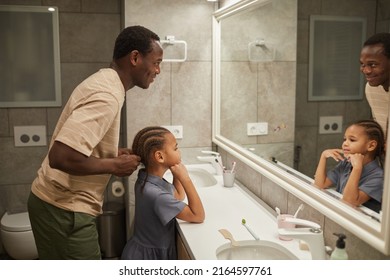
[360,32,390,137]
[27,25,163,259]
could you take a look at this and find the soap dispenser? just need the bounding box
[330,233,348,260]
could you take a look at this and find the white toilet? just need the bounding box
[1,211,38,259]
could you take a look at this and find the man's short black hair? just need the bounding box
[363,32,390,59]
[113,25,160,60]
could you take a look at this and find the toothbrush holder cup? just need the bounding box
[222,170,236,188]
[277,214,296,241]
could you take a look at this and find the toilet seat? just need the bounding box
[1,212,32,232]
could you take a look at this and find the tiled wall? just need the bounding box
[122,0,216,237]
[219,0,297,166]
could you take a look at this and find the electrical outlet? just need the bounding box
[247,122,268,136]
[14,125,47,147]
[319,116,343,134]
[162,125,183,139]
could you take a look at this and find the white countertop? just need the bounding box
[176,164,312,260]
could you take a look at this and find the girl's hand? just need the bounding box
[348,153,364,169]
[322,149,345,162]
[170,163,190,182]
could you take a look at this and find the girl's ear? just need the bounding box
[367,140,377,152]
[154,151,164,163]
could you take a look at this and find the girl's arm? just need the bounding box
[173,177,186,201]
[314,149,343,189]
[170,163,205,223]
[341,154,370,206]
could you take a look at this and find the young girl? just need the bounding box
[314,120,385,213]
[121,126,205,260]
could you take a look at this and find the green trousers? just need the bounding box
[27,192,101,260]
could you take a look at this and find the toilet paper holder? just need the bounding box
[111,180,125,197]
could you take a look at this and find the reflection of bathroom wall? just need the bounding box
[242,143,294,166]
[295,0,382,177]
[220,0,296,164]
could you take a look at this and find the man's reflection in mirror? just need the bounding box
[314,120,385,213]
[360,32,390,138]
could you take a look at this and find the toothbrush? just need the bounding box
[275,207,281,216]
[241,218,260,240]
[215,158,226,172]
[293,204,304,218]
[231,161,237,173]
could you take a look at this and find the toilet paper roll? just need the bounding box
[111,181,125,197]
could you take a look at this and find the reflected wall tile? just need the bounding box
[81,0,120,13]
[171,62,212,147]
[294,126,318,177]
[297,19,309,64]
[42,0,81,12]
[269,0,297,61]
[182,147,213,165]
[378,0,390,20]
[317,133,343,170]
[222,0,297,62]
[376,20,390,32]
[257,62,296,143]
[221,62,257,145]
[297,0,321,20]
[295,64,319,127]
[322,0,377,34]
[318,101,346,117]
[322,0,377,17]
[345,100,371,125]
[0,0,40,5]
[0,109,9,137]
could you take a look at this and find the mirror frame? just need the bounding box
[212,0,390,255]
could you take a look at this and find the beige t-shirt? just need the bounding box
[365,83,389,137]
[32,68,125,216]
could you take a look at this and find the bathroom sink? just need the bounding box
[216,240,298,260]
[164,167,217,188]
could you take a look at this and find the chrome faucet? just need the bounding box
[278,217,326,260]
[197,151,224,175]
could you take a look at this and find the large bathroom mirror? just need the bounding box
[212,0,390,254]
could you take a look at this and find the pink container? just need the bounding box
[277,214,296,241]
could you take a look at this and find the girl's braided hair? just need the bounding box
[132,126,170,168]
[352,120,386,167]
